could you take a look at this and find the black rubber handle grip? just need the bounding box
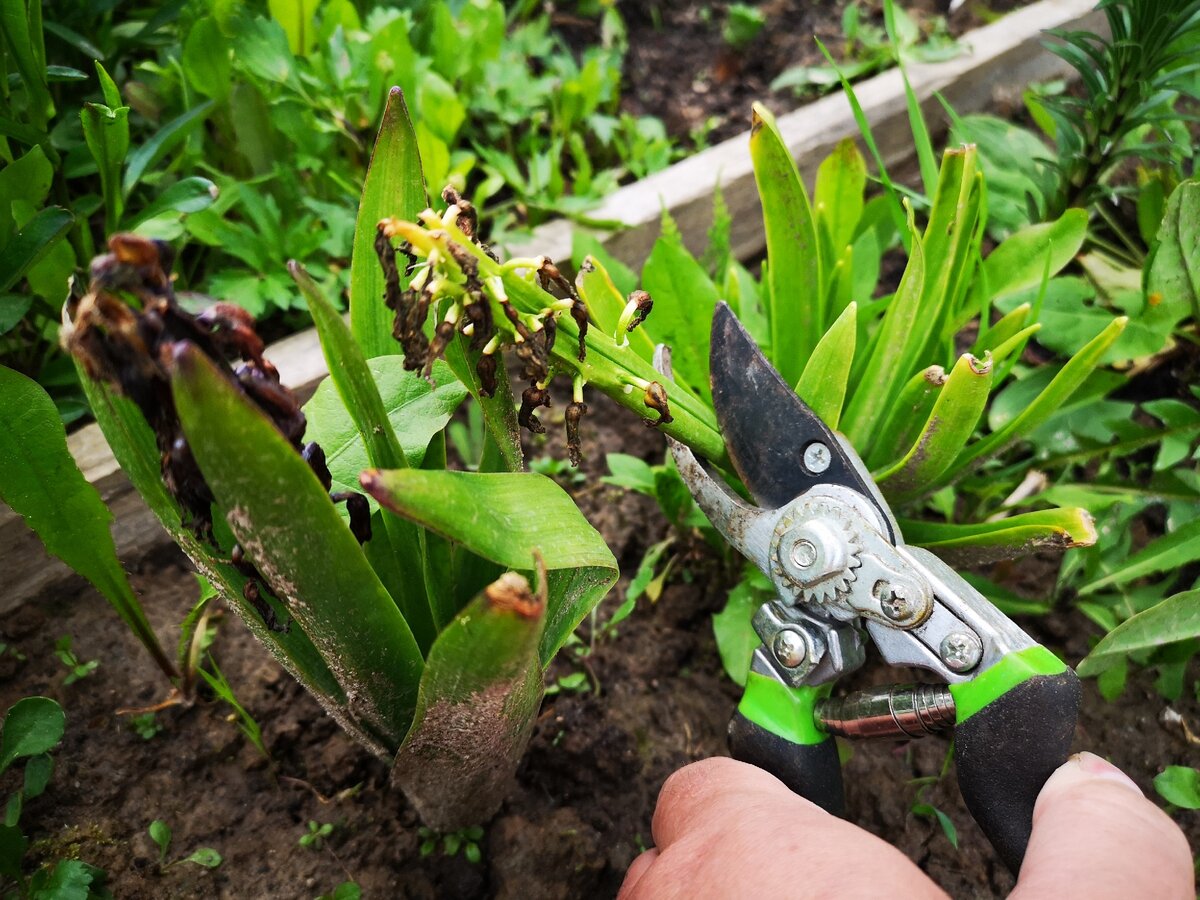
[954,671,1081,874]
[728,711,845,816]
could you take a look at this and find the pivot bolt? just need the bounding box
[791,539,818,569]
[874,581,915,621]
[939,632,983,672]
[773,630,807,669]
[803,441,831,474]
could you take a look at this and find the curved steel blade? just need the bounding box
[709,302,895,539]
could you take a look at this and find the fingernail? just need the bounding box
[1067,752,1143,795]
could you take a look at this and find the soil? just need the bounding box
[2,389,1198,899]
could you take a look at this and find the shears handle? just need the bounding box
[729,653,1080,874]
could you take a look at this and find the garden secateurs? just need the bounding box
[654,303,1080,874]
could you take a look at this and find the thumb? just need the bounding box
[1011,752,1194,900]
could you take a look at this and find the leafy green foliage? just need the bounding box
[1153,766,1200,809]
[146,819,223,871]
[418,825,485,865]
[723,4,766,51]
[53,636,98,686]
[299,821,335,850]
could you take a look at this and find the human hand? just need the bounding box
[619,753,1193,899]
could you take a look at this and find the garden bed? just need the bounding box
[0,0,1104,613]
[2,388,1196,898]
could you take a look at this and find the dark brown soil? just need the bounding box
[2,391,1197,899]
[614,0,1031,145]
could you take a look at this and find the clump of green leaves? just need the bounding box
[418,825,485,865]
[723,4,766,52]
[147,820,223,872]
[298,821,335,851]
[53,636,98,686]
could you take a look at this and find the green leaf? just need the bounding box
[0,366,174,678]
[149,820,171,859]
[0,206,72,293]
[794,301,856,429]
[183,848,223,868]
[900,507,1097,565]
[751,102,822,382]
[31,858,94,900]
[576,255,655,362]
[1078,520,1200,596]
[23,753,53,799]
[971,209,1088,307]
[602,453,657,495]
[0,146,53,239]
[1153,766,1200,810]
[1146,179,1200,320]
[268,0,320,56]
[0,0,54,129]
[123,102,216,197]
[127,177,219,228]
[1077,591,1200,677]
[876,352,992,500]
[361,469,618,666]
[171,345,423,750]
[182,16,232,101]
[712,571,770,686]
[351,87,428,359]
[393,571,545,831]
[0,697,64,775]
[814,138,866,282]
[0,823,27,880]
[80,99,130,233]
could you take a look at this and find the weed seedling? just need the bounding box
[196,655,267,759]
[418,825,485,865]
[129,713,162,741]
[148,820,223,872]
[299,821,336,850]
[54,636,98,685]
[316,883,362,900]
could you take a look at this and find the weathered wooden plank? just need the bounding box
[0,0,1102,610]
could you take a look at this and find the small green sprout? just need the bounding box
[129,713,162,740]
[545,670,590,696]
[418,825,485,864]
[723,3,766,51]
[1153,766,1200,810]
[197,655,267,758]
[54,636,98,685]
[316,883,362,900]
[148,819,223,872]
[299,820,335,850]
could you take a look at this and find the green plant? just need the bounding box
[1153,765,1200,810]
[723,4,766,52]
[147,820,223,872]
[52,637,98,686]
[196,655,267,759]
[771,1,958,96]
[418,825,485,865]
[62,92,621,830]
[128,713,161,741]
[298,821,335,851]
[316,883,361,900]
[1,696,109,898]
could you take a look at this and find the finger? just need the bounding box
[651,757,794,849]
[1012,752,1194,900]
[617,849,658,899]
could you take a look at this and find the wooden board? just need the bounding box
[0,0,1103,611]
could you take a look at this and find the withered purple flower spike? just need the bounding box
[518,385,551,434]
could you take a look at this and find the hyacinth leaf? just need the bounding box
[813,137,866,292]
[293,261,453,646]
[900,507,1097,566]
[576,254,656,363]
[74,362,349,739]
[1077,518,1200,597]
[171,345,423,752]
[0,206,73,292]
[866,365,945,471]
[794,301,857,430]
[935,315,1127,485]
[842,202,925,445]
[968,209,1088,310]
[393,571,545,831]
[750,102,822,382]
[351,87,428,359]
[876,352,993,501]
[361,468,617,667]
[0,366,175,680]
[1146,179,1200,321]
[972,303,1030,357]
[1077,590,1200,677]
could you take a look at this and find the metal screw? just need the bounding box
[790,539,817,568]
[939,632,983,672]
[773,630,807,668]
[802,441,831,474]
[874,580,914,621]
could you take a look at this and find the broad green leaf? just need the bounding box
[1077,591,1200,676]
[571,231,637,297]
[123,102,216,196]
[148,820,171,858]
[603,453,657,495]
[0,697,64,775]
[80,99,130,233]
[231,14,294,84]
[1153,765,1200,810]
[1146,179,1200,320]
[712,571,770,687]
[576,255,655,362]
[901,507,1097,565]
[268,0,320,56]
[351,87,428,359]
[393,572,545,831]
[183,848,223,868]
[0,206,72,292]
[936,315,1127,486]
[794,301,856,429]
[0,146,53,241]
[751,102,822,382]
[0,366,173,678]
[182,16,232,101]
[876,352,992,501]
[971,209,1088,307]
[1078,519,1200,596]
[172,346,423,750]
[127,177,218,228]
[293,262,449,644]
[362,469,617,666]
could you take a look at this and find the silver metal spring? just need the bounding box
[815,684,956,740]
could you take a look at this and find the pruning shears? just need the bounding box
[655,303,1080,874]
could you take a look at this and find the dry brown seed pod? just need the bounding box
[518,385,551,434]
[565,400,587,467]
[626,290,653,331]
[570,299,588,361]
[476,353,498,397]
[643,381,674,427]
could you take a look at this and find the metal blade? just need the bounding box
[709,302,894,539]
